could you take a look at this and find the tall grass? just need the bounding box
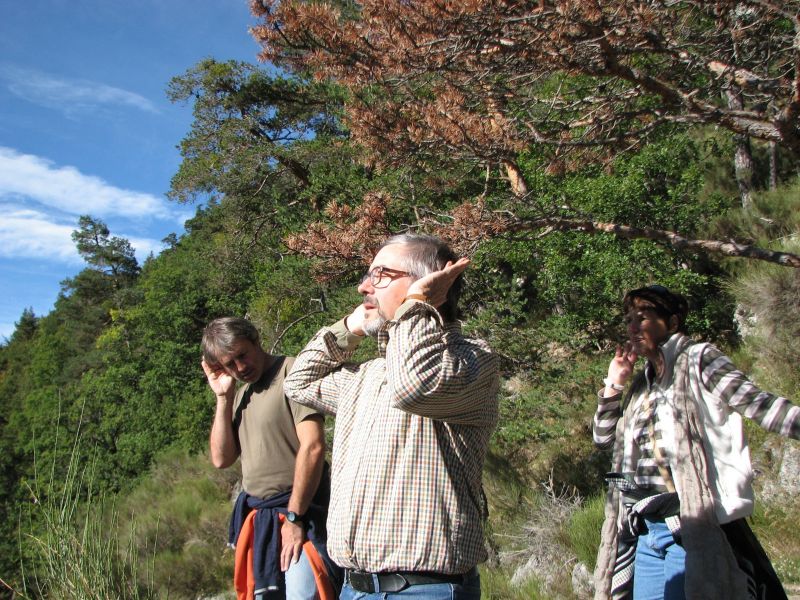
[480,566,548,599]
[16,435,244,600]
[703,178,800,397]
[730,240,800,398]
[19,426,155,599]
[484,464,596,599]
[565,494,605,572]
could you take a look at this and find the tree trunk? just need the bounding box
[733,134,754,208]
[726,89,754,208]
[769,141,778,191]
[485,92,530,198]
[502,159,529,198]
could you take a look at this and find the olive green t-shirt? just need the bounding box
[233,356,322,499]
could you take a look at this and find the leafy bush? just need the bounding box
[491,354,610,496]
[464,134,736,370]
[117,448,238,599]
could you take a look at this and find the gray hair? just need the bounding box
[380,234,462,322]
[201,317,260,365]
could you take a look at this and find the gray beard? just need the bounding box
[362,315,387,338]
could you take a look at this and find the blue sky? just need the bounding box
[0,0,263,339]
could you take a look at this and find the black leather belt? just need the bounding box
[346,568,470,593]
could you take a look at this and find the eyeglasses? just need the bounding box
[362,266,411,288]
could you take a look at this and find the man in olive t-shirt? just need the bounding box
[232,355,318,499]
[202,317,326,600]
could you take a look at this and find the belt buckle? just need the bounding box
[347,570,410,593]
[347,570,374,593]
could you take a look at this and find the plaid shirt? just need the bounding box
[284,300,499,574]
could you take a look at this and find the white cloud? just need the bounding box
[127,235,166,263]
[1,64,158,115]
[0,148,178,266]
[0,146,172,220]
[0,208,80,263]
[0,206,164,265]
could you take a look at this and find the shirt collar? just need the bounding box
[645,332,689,387]
[377,327,390,357]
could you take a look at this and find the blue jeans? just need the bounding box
[339,569,481,600]
[259,550,319,600]
[633,518,686,600]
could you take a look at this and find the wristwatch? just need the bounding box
[286,511,305,525]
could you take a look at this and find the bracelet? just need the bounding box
[404,294,429,303]
[603,378,624,392]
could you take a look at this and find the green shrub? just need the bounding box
[118,448,237,599]
[565,494,605,571]
[491,354,610,496]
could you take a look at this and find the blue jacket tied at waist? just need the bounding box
[228,484,340,597]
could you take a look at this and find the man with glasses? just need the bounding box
[284,234,500,599]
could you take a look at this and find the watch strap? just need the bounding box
[403,293,429,304]
[286,510,306,524]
